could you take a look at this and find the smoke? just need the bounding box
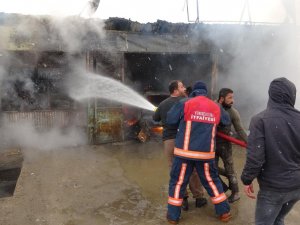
[6,14,106,52]
[194,24,300,126]
[0,52,7,83]
[0,13,107,150]
[0,119,86,150]
[50,17,105,52]
[0,52,87,150]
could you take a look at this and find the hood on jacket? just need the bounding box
[268,77,296,107]
[190,81,208,97]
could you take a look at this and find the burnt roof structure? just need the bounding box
[1,13,297,54]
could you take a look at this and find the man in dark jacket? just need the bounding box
[241,77,300,225]
[153,80,207,211]
[166,81,231,224]
[216,88,248,203]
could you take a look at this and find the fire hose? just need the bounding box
[216,132,247,148]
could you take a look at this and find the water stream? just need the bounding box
[68,72,156,111]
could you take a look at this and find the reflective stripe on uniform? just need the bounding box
[174,148,215,160]
[211,193,227,204]
[174,163,187,199]
[204,163,219,197]
[210,124,216,152]
[183,121,192,150]
[168,197,183,206]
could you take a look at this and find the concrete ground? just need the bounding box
[0,141,300,225]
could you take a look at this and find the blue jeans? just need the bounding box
[255,188,300,225]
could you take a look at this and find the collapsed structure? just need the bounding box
[0,13,298,144]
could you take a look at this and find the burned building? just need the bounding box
[0,13,299,144]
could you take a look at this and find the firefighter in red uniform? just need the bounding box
[166,81,231,224]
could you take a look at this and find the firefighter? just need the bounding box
[166,81,231,224]
[216,88,248,203]
[153,80,207,211]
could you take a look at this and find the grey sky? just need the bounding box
[0,0,298,23]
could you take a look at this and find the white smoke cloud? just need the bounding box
[200,24,300,125]
[0,119,86,150]
[5,14,106,53]
[0,14,106,150]
[50,16,105,52]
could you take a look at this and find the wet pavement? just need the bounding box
[0,141,300,225]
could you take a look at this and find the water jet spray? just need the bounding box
[68,72,157,111]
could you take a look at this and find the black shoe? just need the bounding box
[181,197,189,211]
[195,197,207,208]
[228,192,240,203]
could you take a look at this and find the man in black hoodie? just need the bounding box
[241,77,300,225]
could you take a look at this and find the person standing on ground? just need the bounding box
[241,77,300,225]
[216,88,248,203]
[166,81,231,224]
[153,80,207,211]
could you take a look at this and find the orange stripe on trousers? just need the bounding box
[204,163,219,197]
[168,197,183,206]
[174,163,187,199]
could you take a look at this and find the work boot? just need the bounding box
[166,214,179,224]
[195,197,207,208]
[228,183,240,203]
[181,197,189,211]
[228,192,240,203]
[167,218,179,224]
[219,212,232,222]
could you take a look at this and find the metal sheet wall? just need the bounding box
[2,110,86,130]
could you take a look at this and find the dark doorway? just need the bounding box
[124,53,212,94]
